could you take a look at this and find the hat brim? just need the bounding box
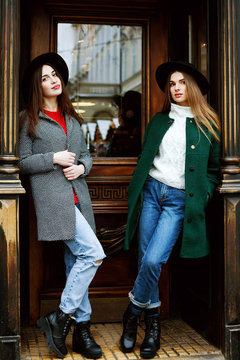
[22,52,69,103]
[155,61,210,95]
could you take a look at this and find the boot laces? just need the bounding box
[81,326,94,341]
[146,318,159,337]
[62,317,72,336]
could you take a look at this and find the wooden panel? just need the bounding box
[0,197,21,357]
[224,195,240,358]
[149,2,169,117]
[28,197,44,323]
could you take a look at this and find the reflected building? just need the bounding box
[58,24,142,156]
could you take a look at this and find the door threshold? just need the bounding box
[21,318,224,359]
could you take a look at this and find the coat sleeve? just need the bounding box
[77,126,93,177]
[206,135,221,200]
[19,121,55,175]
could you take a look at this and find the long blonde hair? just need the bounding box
[162,71,221,142]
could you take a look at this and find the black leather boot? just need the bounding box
[72,321,102,359]
[120,304,141,353]
[37,308,74,359]
[140,315,161,358]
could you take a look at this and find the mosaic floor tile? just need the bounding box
[21,319,224,360]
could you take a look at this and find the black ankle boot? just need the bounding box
[37,308,74,359]
[120,304,141,353]
[72,321,102,359]
[140,315,161,358]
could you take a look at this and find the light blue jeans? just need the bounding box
[60,204,106,323]
[129,175,185,309]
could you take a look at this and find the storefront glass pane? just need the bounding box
[58,23,142,157]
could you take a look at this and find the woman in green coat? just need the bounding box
[120,61,221,359]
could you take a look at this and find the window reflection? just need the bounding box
[58,23,142,157]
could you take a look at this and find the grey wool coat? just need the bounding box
[19,111,95,241]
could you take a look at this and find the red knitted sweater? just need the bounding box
[44,109,78,203]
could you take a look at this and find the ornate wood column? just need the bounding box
[0,0,25,359]
[219,0,240,359]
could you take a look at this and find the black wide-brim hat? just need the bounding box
[22,52,69,103]
[155,60,210,95]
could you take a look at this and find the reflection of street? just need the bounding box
[85,119,115,157]
[107,91,142,157]
[58,23,142,157]
[87,120,112,157]
[81,91,142,158]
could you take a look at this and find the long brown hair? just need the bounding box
[162,71,221,142]
[20,65,83,136]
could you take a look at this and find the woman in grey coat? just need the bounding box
[19,52,105,359]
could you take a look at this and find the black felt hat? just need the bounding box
[155,60,210,95]
[22,52,69,103]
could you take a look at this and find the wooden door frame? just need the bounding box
[26,0,169,324]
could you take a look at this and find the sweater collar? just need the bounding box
[169,103,193,119]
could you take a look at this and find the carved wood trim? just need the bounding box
[88,185,128,201]
[0,0,21,176]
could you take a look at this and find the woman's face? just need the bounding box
[41,64,62,99]
[169,71,189,106]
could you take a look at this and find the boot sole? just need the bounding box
[140,342,160,359]
[72,340,102,360]
[140,346,160,358]
[37,317,65,359]
[75,350,102,359]
[120,347,135,353]
[72,334,102,358]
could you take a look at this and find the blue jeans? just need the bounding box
[59,204,106,322]
[129,176,185,309]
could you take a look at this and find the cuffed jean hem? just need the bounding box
[129,291,161,309]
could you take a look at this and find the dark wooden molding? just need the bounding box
[43,0,161,17]
[0,0,23,357]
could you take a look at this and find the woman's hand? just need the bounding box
[63,164,85,181]
[53,150,76,167]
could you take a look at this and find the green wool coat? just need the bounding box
[124,112,221,258]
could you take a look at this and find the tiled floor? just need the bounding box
[21,319,224,359]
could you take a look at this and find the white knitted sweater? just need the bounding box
[149,103,193,190]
